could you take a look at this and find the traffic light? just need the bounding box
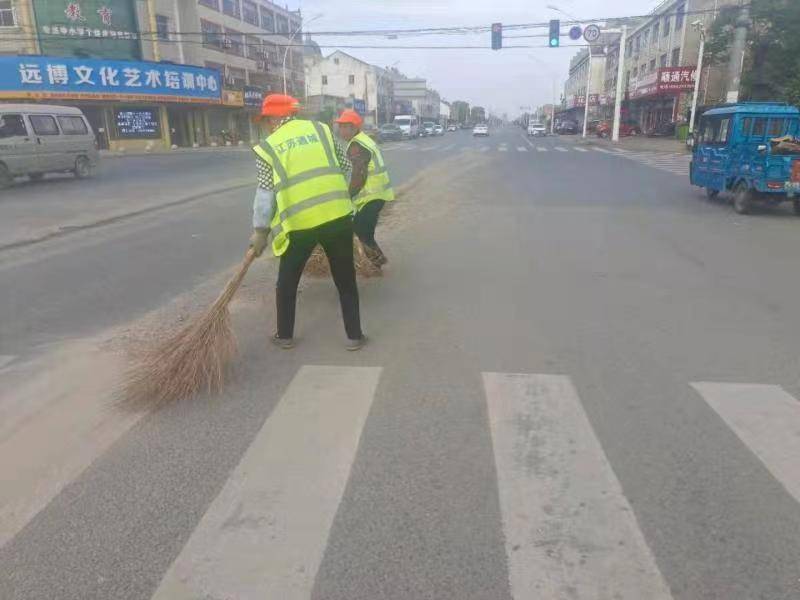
[549,19,560,47]
[491,22,502,50]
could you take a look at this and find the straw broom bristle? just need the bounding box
[304,236,382,278]
[119,250,255,409]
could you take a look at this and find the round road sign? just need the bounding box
[569,26,583,41]
[583,24,601,43]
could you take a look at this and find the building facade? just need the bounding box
[0,0,302,150]
[562,46,607,125]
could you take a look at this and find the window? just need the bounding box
[242,1,258,25]
[742,117,753,137]
[642,29,649,48]
[228,66,246,87]
[155,15,169,40]
[201,19,223,49]
[276,15,289,34]
[650,59,656,72]
[57,115,88,135]
[671,48,680,66]
[333,57,339,65]
[675,3,685,30]
[632,66,638,78]
[322,75,327,85]
[634,35,640,53]
[663,16,670,36]
[660,53,668,67]
[752,118,767,138]
[222,0,240,18]
[29,115,59,136]
[0,114,26,138]
[246,35,261,59]
[0,0,15,26]
[718,118,730,143]
[348,74,355,84]
[205,60,224,74]
[701,117,731,144]
[225,29,244,56]
[767,118,786,137]
[198,0,219,10]
[626,40,632,55]
[260,8,274,31]
[652,22,660,41]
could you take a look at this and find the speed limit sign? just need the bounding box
[583,24,601,43]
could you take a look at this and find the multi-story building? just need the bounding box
[0,0,302,150]
[601,0,739,133]
[392,77,439,122]
[304,49,393,127]
[561,46,607,126]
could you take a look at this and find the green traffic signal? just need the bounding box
[549,19,560,47]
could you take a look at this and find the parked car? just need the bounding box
[393,114,420,138]
[647,121,676,137]
[377,123,404,142]
[422,122,436,136]
[447,124,457,132]
[433,124,444,136]
[555,120,580,135]
[527,122,547,137]
[473,123,489,137]
[0,103,98,188]
[586,119,603,134]
[690,102,800,215]
[595,119,642,138]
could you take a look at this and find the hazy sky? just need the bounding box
[293,1,661,116]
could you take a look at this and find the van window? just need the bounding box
[717,118,730,144]
[29,115,60,136]
[752,118,766,138]
[767,118,785,137]
[700,117,731,145]
[0,114,28,138]
[57,115,89,135]
[741,117,752,137]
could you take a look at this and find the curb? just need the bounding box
[568,136,689,155]
[0,180,253,254]
[100,146,251,159]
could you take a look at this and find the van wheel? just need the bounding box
[793,200,800,216]
[74,156,91,179]
[0,164,11,188]
[733,182,754,215]
[29,173,44,182]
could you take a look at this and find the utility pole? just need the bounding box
[146,0,160,62]
[582,46,592,138]
[689,21,705,134]
[612,25,627,142]
[725,3,750,103]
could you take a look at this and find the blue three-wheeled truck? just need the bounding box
[690,102,800,215]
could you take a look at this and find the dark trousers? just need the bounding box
[353,200,386,257]
[276,215,362,340]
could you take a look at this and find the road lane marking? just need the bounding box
[151,366,382,600]
[555,146,568,152]
[692,382,800,504]
[574,147,588,152]
[479,146,490,152]
[517,146,528,152]
[483,373,673,600]
[520,134,536,149]
[498,145,508,152]
[536,147,548,152]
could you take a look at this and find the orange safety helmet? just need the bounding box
[335,109,363,128]
[258,93,300,119]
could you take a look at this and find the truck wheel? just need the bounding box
[74,156,91,179]
[733,182,754,215]
[0,164,11,189]
[706,188,720,201]
[793,200,800,216]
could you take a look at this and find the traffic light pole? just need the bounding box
[612,25,627,142]
[582,45,592,138]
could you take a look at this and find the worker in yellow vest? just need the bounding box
[334,109,395,267]
[249,94,365,351]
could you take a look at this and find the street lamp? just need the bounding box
[546,4,580,21]
[283,13,322,95]
[688,20,705,135]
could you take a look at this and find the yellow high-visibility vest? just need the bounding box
[348,131,395,210]
[253,119,353,256]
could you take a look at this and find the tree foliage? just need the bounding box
[706,0,800,103]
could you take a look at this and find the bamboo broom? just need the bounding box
[119,249,256,409]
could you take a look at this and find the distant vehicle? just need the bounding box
[555,120,580,135]
[393,114,420,139]
[473,123,489,137]
[595,119,641,138]
[460,123,471,130]
[433,124,444,136]
[690,102,800,215]
[447,124,457,132]
[422,122,436,136]
[647,121,676,137]
[0,103,98,188]
[377,123,404,142]
[527,122,547,137]
[586,119,602,134]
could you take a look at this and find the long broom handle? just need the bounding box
[210,248,257,312]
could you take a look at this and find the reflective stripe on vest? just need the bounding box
[348,131,395,210]
[253,120,353,256]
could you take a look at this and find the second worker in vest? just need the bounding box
[249,94,366,351]
[334,110,395,268]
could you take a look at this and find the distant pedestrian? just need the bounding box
[334,109,395,268]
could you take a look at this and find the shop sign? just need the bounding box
[243,85,263,107]
[0,56,222,104]
[352,98,366,114]
[634,71,659,98]
[33,0,140,61]
[222,89,244,107]
[657,66,697,91]
[114,107,160,138]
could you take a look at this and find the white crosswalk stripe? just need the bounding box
[536,146,548,152]
[483,373,674,599]
[574,146,588,152]
[692,382,800,504]
[479,146,490,152]
[151,366,382,600]
[555,146,569,152]
[517,146,528,152]
[498,145,508,152]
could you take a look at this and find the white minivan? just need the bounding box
[393,114,420,139]
[0,104,99,188]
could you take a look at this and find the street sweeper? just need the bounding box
[249,94,366,351]
[334,109,395,269]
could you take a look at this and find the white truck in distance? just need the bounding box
[393,115,419,139]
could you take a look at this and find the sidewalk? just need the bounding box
[99,143,251,159]
[565,134,689,155]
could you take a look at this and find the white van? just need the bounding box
[393,114,420,139]
[0,104,99,188]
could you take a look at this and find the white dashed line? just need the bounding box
[555,146,568,152]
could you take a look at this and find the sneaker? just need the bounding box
[345,335,366,351]
[271,334,295,349]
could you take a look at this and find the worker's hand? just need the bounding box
[249,228,269,257]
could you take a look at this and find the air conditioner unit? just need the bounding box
[222,38,232,49]
[225,75,236,85]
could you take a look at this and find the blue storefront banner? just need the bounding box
[0,56,221,104]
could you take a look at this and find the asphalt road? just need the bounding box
[3,127,800,599]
